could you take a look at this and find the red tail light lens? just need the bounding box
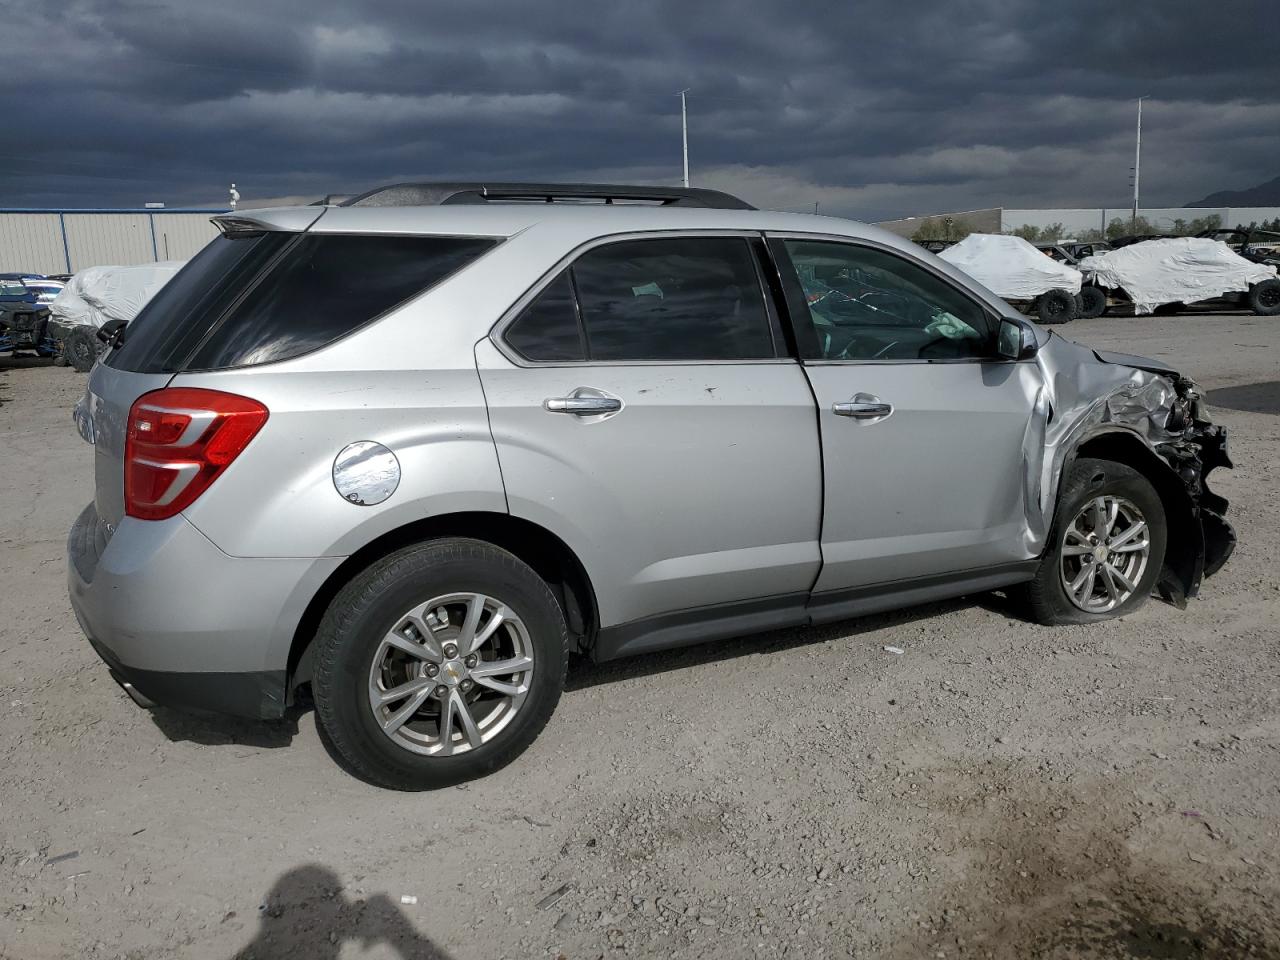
[125,387,269,520]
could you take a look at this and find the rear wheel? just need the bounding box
[1020,458,1166,625]
[1249,278,1280,316]
[1078,285,1107,319]
[313,538,569,790]
[1035,288,1078,324]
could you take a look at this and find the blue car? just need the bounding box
[0,274,58,357]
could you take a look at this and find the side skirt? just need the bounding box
[592,561,1038,663]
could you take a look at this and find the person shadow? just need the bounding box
[230,864,454,959]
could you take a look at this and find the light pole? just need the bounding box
[1131,97,1146,229]
[680,89,690,188]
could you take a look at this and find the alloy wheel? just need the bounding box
[1059,496,1151,613]
[367,593,534,756]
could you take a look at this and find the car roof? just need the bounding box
[230,202,905,248]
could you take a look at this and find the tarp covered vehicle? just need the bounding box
[939,233,1083,323]
[1078,237,1280,317]
[49,262,185,371]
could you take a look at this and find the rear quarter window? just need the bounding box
[108,233,498,373]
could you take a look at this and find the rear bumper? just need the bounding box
[67,502,343,719]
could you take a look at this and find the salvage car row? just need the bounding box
[928,231,1280,323]
[1,263,184,371]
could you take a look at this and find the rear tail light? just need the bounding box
[125,387,269,520]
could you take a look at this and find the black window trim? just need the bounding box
[155,230,507,374]
[491,229,797,368]
[763,231,1023,366]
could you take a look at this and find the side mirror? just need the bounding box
[997,316,1039,361]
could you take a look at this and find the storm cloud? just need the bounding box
[5,0,1277,219]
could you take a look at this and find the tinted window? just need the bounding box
[571,237,774,361]
[505,271,584,361]
[108,232,291,372]
[109,233,497,372]
[782,240,993,361]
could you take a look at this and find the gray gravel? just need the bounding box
[1,312,1278,959]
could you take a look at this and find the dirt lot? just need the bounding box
[1,313,1277,960]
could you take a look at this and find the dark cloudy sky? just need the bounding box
[5,0,1277,219]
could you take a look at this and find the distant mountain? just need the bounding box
[1187,175,1280,207]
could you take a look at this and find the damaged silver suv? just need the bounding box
[67,183,1235,790]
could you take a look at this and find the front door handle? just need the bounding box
[544,388,623,416]
[833,393,894,421]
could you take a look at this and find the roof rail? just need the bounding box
[341,182,755,210]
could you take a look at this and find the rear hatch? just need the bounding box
[82,211,499,529]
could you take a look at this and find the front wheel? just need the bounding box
[313,538,569,789]
[64,327,98,373]
[1035,288,1078,324]
[1019,458,1167,625]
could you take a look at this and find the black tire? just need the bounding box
[1035,288,1078,324]
[64,327,98,373]
[1078,285,1107,319]
[313,538,569,790]
[1248,278,1280,316]
[1018,457,1167,625]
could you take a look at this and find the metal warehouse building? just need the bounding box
[0,208,227,275]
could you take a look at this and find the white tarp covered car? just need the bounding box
[938,233,1083,323]
[48,261,184,371]
[1078,238,1280,316]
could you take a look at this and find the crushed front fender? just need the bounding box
[1032,333,1235,606]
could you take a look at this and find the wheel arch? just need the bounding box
[1069,429,1202,605]
[285,511,599,699]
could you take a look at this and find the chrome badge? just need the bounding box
[332,441,400,506]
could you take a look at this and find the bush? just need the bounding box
[910,216,975,242]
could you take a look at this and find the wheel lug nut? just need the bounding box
[435,685,448,698]
[425,663,439,678]
[460,679,474,692]
[443,643,458,659]
[464,655,478,668]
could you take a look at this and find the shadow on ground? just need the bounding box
[565,591,1022,692]
[1208,380,1280,415]
[148,705,302,748]
[228,864,453,959]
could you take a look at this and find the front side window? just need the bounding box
[781,240,994,361]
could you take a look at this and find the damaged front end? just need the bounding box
[1031,336,1236,607]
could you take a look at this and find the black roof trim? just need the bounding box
[341,182,755,210]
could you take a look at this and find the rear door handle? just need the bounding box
[544,388,623,416]
[833,393,894,421]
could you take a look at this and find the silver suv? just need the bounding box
[67,183,1235,789]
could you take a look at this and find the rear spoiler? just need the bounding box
[211,208,326,236]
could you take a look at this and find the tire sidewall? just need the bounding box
[1043,459,1167,621]
[1249,279,1280,316]
[1037,289,1078,324]
[317,543,567,789]
[1079,285,1107,319]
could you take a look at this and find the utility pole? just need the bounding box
[680,89,690,188]
[1131,97,1145,229]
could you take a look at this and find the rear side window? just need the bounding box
[108,233,497,372]
[505,272,585,361]
[503,236,776,363]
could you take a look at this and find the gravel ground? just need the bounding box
[1,312,1277,960]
